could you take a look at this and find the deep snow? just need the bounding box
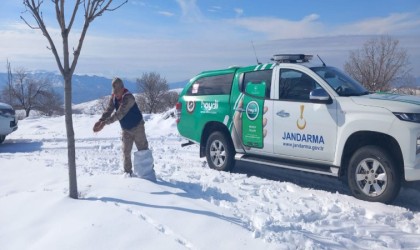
[1,102,420,250]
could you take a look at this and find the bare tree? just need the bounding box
[136,90,179,113]
[392,74,418,95]
[136,72,171,113]
[2,67,53,117]
[3,59,14,104]
[22,0,127,199]
[2,62,64,117]
[344,35,412,92]
[135,94,147,112]
[136,72,178,114]
[162,91,179,109]
[37,89,64,116]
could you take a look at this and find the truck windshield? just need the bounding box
[311,66,369,96]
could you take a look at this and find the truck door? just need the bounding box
[234,68,274,155]
[272,66,338,163]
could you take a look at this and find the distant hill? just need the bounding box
[0,72,187,104]
[1,71,418,103]
[169,80,189,89]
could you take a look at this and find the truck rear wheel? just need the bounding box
[205,131,235,171]
[347,145,401,203]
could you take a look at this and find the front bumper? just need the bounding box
[0,117,18,135]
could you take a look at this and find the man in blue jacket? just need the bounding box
[94,77,150,177]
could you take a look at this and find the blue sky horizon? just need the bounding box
[0,0,420,82]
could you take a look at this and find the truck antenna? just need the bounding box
[251,41,261,65]
[317,54,326,67]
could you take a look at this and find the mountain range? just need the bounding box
[1,71,420,104]
[0,71,187,104]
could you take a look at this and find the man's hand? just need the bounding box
[93,120,105,133]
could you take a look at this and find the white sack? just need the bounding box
[133,149,156,182]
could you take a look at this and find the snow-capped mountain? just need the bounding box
[0,72,187,104]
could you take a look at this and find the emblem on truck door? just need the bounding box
[297,105,307,130]
[187,101,195,114]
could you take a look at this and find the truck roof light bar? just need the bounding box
[271,54,313,63]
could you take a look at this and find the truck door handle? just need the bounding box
[276,110,290,117]
[235,107,245,113]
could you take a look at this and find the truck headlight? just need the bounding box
[394,113,420,123]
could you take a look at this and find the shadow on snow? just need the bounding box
[233,161,420,212]
[0,139,43,153]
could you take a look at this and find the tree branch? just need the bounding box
[68,0,82,32]
[70,0,127,74]
[23,0,65,75]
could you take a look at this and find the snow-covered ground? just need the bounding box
[1,104,420,250]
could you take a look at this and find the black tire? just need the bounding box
[0,135,5,144]
[347,145,401,203]
[205,131,235,171]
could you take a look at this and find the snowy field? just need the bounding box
[1,102,420,250]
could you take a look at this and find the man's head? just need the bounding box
[112,77,124,95]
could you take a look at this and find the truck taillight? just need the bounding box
[175,102,182,123]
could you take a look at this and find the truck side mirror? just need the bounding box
[310,88,332,104]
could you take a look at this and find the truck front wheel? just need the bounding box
[347,145,401,203]
[205,131,235,171]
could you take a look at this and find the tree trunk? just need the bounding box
[21,0,128,200]
[64,75,78,199]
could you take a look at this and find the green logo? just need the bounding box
[246,101,259,120]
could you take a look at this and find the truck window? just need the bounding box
[279,69,319,101]
[241,70,272,99]
[186,73,234,95]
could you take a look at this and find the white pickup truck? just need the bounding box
[0,102,18,144]
[176,54,420,203]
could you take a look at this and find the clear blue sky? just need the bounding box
[1,0,420,82]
